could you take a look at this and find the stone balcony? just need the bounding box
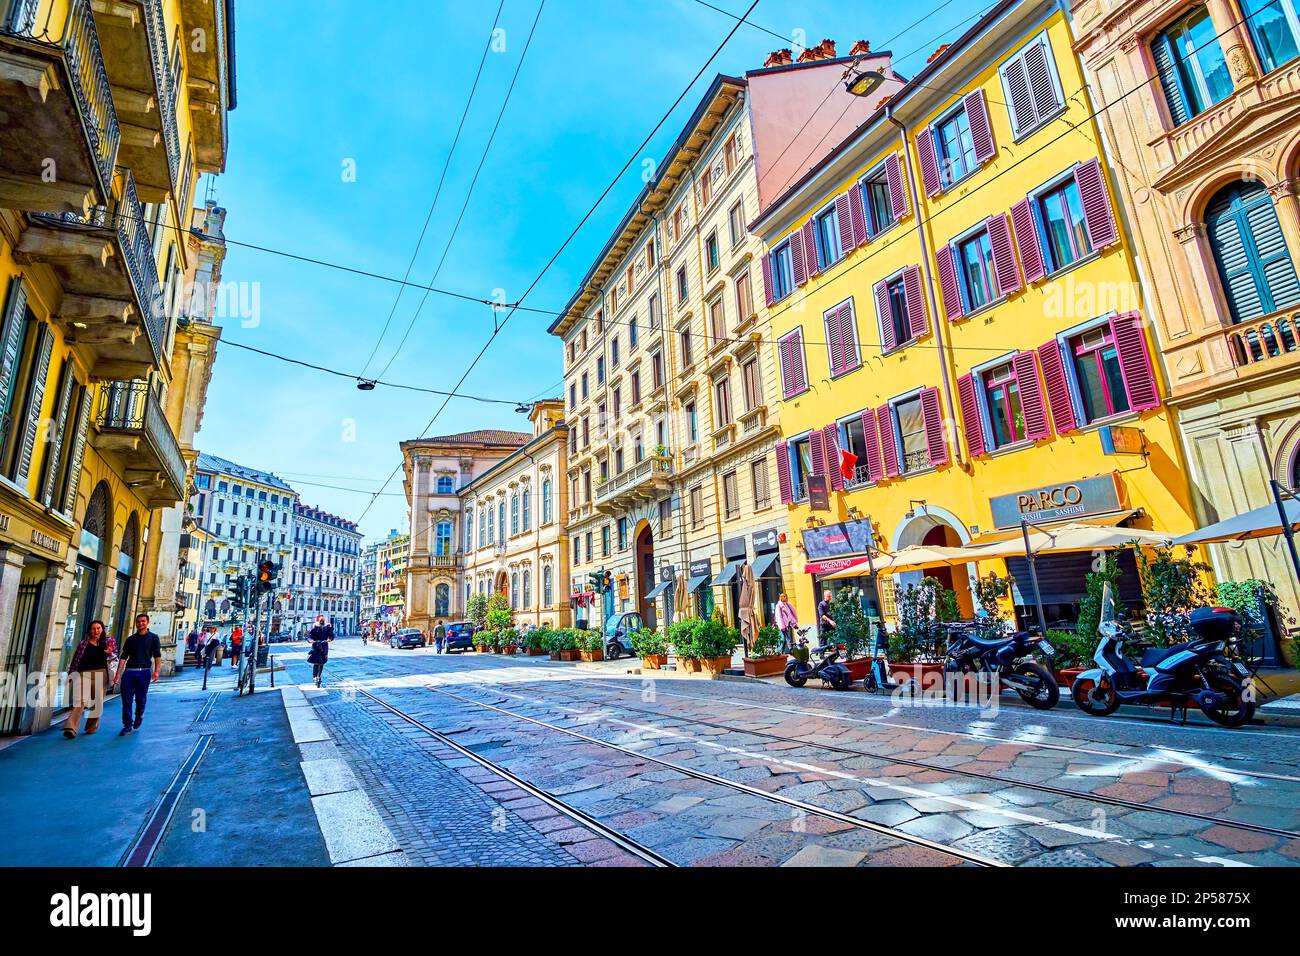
[90,377,185,505]
[1223,308,1300,376]
[594,454,673,514]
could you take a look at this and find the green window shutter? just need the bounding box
[1208,182,1300,322]
[1151,34,1192,126]
[40,359,76,506]
[60,385,92,517]
[13,323,52,485]
[0,277,29,454]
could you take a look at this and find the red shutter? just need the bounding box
[823,426,844,491]
[935,245,964,321]
[903,266,927,341]
[956,373,986,458]
[776,441,793,503]
[917,128,941,196]
[886,152,908,221]
[835,192,854,257]
[860,409,883,482]
[762,253,775,305]
[1037,339,1078,433]
[1012,350,1050,440]
[810,428,826,479]
[1076,158,1118,251]
[874,280,896,352]
[878,405,900,478]
[792,232,808,287]
[920,386,948,467]
[849,184,868,247]
[1010,198,1046,283]
[965,89,995,163]
[987,213,1022,297]
[1110,311,1160,411]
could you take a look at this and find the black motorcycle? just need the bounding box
[1072,585,1256,727]
[943,619,1060,710]
[784,629,852,691]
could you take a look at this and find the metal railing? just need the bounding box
[594,455,673,503]
[1227,311,1299,368]
[2,0,121,197]
[138,0,180,186]
[96,379,185,494]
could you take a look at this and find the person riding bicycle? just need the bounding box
[307,615,334,687]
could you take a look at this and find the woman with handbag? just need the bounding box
[63,620,112,739]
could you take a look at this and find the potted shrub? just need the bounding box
[667,618,703,673]
[827,587,874,681]
[1215,579,1296,667]
[474,627,492,654]
[672,617,737,677]
[1048,629,1095,686]
[743,624,786,678]
[466,592,489,630]
[891,579,949,684]
[629,628,669,669]
[576,629,604,662]
[499,627,520,655]
[524,627,551,656]
[546,629,579,662]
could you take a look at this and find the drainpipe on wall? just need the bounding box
[887,106,964,468]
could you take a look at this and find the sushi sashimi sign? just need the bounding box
[990,474,1122,529]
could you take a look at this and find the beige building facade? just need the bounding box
[1072,0,1300,620]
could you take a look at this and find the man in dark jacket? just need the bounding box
[307,615,334,687]
[113,614,162,735]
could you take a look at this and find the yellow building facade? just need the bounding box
[0,0,234,732]
[752,0,1198,631]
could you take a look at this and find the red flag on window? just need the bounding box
[839,449,858,483]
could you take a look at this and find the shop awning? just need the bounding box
[711,560,744,586]
[751,552,781,579]
[645,580,672,600]
[686,572,710,592]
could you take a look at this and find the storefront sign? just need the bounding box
[801,517,875,561]
[30,530,61,554]
[804,557,865,576]
[751,528,780,553]
[990,474,1122,529]
[807,475,830,512]
[689,558,712,580]
[1100,426,1145,456]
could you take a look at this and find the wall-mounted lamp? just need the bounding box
[905,500,928,520]
[846,506,864,522]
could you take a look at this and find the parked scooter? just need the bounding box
[784,628,852,691]
[943,614,1060,710]
[860,622,917,695]
[1071,584,1256,727]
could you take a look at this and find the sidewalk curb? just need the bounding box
[280,684,409,866]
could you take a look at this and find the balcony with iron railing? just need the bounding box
[1225,309,1300,373]
[0,0,121,213]
[91,378,185,505]
[594,454,673,513]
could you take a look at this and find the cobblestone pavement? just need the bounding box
[282,639,1300,867]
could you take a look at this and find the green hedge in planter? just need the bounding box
[629,628,668,657]
[574,629,603,653]
[523,627,551,652]
[668,617,738,660]
[544,629,578,653]
[750,624,783,658]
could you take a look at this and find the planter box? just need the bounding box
[641,654,668,670]
[700,656,732,678]
[678,657,704,675]
[578,649,604,662]
[475,644,490,654]
[526,647,547,657]
[1055,666,1087,687]
[844,658,874,682]
[501,645,518,656]
[888,661,947,687]
[743,655,787,678]
[553,649,579,662]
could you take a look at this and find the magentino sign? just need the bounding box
[990,474,1123,529]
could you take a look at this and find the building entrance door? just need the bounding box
[635,524,655,628]
[1,574,44,736]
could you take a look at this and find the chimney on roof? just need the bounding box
[796,39,836,63]
[849,40,871,57]
[763,48,793,68]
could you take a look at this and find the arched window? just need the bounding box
[1207,180,1300,322]
[434,520,452,556]
[436,475,454,494]
[510,493,519,536]
[542,565,553,607]
[542,479,552,524]
[510,572,519,610]
[435,583,450,617]
[522,568,532,608]
[522,487,531,531]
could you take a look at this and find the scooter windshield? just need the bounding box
[1098,582,1119,638]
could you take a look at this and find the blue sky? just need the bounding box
[195,0,991,540]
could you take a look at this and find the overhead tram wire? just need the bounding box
[370,0,547,381]
[354,0,766,523]
[356,0,508,380]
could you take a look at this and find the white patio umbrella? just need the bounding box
[962,523,1173,561]
[1173,497,1300,544]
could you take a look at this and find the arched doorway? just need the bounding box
[495,570,508,598]
[893,508,975,618]
[60,483,110,676]
[635,523,655,627]
[109,513,139,643]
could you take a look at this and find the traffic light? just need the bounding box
[226,574,248,611]
[587,569,604,593]
[257,560,279,594]
[601,570,612,594]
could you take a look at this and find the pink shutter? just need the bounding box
[849,184,868,247]
[886,152,908,221]
[1037,339,1078,433]
[903,266,927,341]
[787,329,807,395]
[1012,350,1050,440]
[824,426,844,491]
[762,253,775,306]
[1110,312,1160,411]
[878,405,900,478]
[778,334,796,398]
[987,213,1022,297]
[920,387,948,467]
[860,410,883,482]
[835,192,854,256]
[791,233,808,287]
[826,306,845,375]
[935,245,964,321]
[956,374,986,457]
[917,128,941,196]
[776,441,793,503]
[874,280,896,352]
[965,89,995,163]
[839,302,859,371]
[1076,158,1118,251]
[810,428,826,478]
[802,220,821,277]
[1010,198,1046,283]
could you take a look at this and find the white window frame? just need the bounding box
[997,29,1066,140]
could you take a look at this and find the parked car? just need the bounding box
[603,612,644,660]
[389,628,426,650]
[443,621,477,653]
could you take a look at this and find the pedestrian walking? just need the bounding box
[62,620,111,739]
[113,614,162,736]
[817,589,837,640]
[307,614,334,687]
[433,621,446,654]
[775,593,799,653]
[229,626,243,667]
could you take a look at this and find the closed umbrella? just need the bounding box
[738,564,757,655]
[673,569,689,625]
